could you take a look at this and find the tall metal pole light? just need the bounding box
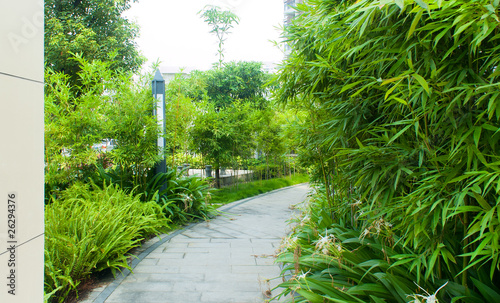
[152,69,166,175]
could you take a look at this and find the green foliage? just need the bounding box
[189,100,255,187]
[199,5,239,68]
[141,169,215,224]
[44,0,144,86]
[166,152,205,169]
[253,107,288,178]
[276,187,500,303]
[44,182,168,302]
[44,56,160,195]
[275,0,500,301]
[204,61,270,108]
[210,174,309,205]
[183,61,279,186]
[164,73,199,167]
[94,163,214,224]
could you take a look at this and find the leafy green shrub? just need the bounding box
[146,170,215,224]
[275,0,500,301]
[275,187,499,303]
[44,182,168,302]
[211,174,309,205]
[165,152,204,169]
[45,56,160,199]
[97,166,214,224]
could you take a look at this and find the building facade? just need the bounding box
[284,0,303,27]
[284,0,303,54]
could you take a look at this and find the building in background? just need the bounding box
[284,0,303,27]
[284,0,303,54]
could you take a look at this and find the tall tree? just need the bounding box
[44,0,144,85]
[189,101,254,188]
[44,57,159,190]
[204,61,269,108]
[199,5,239,69]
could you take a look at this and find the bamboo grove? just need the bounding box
[274,0,500,302]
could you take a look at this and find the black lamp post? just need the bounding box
[152,69,166,175]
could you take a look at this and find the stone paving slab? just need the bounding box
[79,184,309,303]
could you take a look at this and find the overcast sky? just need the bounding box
[124,0,285,72]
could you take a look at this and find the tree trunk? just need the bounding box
[266,154,269,180]
[215,160,220,188]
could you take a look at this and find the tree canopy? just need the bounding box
[204,61,270,109]
[44,0,144,85]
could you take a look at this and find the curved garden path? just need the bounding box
[81,183,309,303]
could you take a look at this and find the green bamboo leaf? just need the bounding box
[392,97,408,105]
[427,244,443,279]
[412,73,430,94]
[485,4,496,14]
[471,277,500,302]
[449,174,470,183]
[385,81,402,100]
[454,20,475,37]
[388,124,412,145]
[472,145,489,166]
[433,25,452,48]
[472,192,492,211]
[474,127,482,147]
[356,137,364,148]
[381,76,404,86]
[407,9,424,40]
[340,80,364,93]
[481,123,499,132]
[469,233,493,261]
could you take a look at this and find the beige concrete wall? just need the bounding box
[0,1,44,301]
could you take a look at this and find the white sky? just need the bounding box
[124,0,285,73]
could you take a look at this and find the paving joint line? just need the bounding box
[92,223,196,303]
[90,183,307,302]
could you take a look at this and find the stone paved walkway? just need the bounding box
[81,184,309,303]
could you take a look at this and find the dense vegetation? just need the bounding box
[44,58,215,302]
[163,61,303,188]
[44,0,144,87]
[43,48,301,303]
[274,0,500,302]
[43,3,303,302]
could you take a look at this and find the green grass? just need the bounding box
[209,174,309,206]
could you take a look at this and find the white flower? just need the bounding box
[335,243,342,252]
[315,231,336,254]
[407,281,448,303]
[296,270,310,280]
[360,228,370,239]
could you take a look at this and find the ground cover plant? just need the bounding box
[210,173,309,206]
[141,169,215,223]
[44,183,168,302]
[274,0,500,302]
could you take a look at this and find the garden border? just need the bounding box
[91,183,307,303]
